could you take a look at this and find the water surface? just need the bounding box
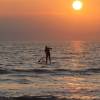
[0,41,100,100]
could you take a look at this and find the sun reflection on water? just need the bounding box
[68,41,88,70]
[71,41,84,52]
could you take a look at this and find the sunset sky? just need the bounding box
[0,0,100,40]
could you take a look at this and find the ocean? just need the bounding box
[0,41,100,100]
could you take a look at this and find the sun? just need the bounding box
[72,0,83,10]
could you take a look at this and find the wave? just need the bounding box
[55,68,100,75]
[0,68,100,75]
[0,96,99,100]
[0,69,11,74]
[13,69,52,73]
[13,68,100,75]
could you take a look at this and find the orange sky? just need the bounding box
[0,0,99,17]
[0,0,100,40]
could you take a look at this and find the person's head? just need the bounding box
[45,45,48,48]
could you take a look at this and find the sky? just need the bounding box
[0,0,100,41]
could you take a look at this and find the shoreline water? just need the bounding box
[0,96,99,100]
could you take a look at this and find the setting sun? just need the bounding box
[72,0,83,10]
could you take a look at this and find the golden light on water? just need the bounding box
[72,0,83,10]
[72,41,82,52]
[69,41,86,70]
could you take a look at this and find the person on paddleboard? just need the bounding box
[45,45,52,64]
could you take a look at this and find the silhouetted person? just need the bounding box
[45,45,52,64]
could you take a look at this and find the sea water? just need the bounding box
[0,41,100,100]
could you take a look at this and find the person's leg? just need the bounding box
[46,54,48,64]
[48,53,51,64]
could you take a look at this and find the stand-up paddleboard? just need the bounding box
[37,57,58,68]
[38,60,57,68]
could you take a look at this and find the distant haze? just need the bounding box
[0,0,100,41]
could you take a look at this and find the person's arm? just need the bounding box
[49,47,52,50]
